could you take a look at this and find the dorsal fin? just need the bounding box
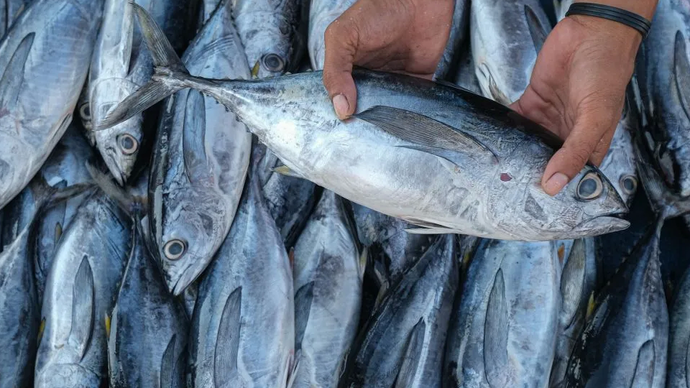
[214,287,242,386]
[0,33,34,110]
[68,255,95,361]
[484,269,509,387]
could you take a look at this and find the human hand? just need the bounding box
[512,7,652,196]
[322,0,454,119]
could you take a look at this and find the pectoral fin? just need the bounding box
[0,33,34,110]
[394,318,427,387]
[69,255,95,361]
[674,31,690,122]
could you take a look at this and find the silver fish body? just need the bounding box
[0,0,28,35]
[188,150,294,388]
[34,193,132,388]
[0,0,102,209]
[453,39,481,95]
[199,0,222,25]
[599,121,638,207]
[108,224,188,388]
[471,0,552,104]
[667,263,690,387]
[307,0,355,70]
[444,239,561,388]
[340,235,457,388]
[635,0,690,197]
[549,238,600,388]
[553,0,572,22]
[434,0,470,80]
[292,190,364,388]
[148,0,251,295]
[233,0,302,77]
[563,226,668,388]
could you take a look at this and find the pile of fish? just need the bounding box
[0,0,688,387]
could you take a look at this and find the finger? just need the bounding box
[323,17,359,120]
[541,115,611,196]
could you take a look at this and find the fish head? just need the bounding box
[152,195,227,295]
[599,124,638,206]
[244,14,301,79]
[252,52,289,79]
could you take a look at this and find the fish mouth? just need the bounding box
[169,267,201,296]
[571,212,630,236]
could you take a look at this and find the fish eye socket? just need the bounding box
[163,239,186,260]
[80,103,91,120]
[577,172,604,200]
[620,175,638,195]
[261,53,285,73]
[118,134,138,155]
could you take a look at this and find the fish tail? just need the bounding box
[95,2,191,131]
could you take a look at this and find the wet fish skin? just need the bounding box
[634,0,690,197]
[0,0,103,209]
[444,239,561,388]
[471,0,552,105]
[563,224,668,388]
[667,260,690,387]
[108,224,188,388]
[233,0,302,77]
[307,0,355,70]
[34,193,132,388]
[198,0,222,25]
[553,0,572,22]
[434,0,470,80]
[549,238,599,388]
[452,39,481,95]
[598,120,638,207]
[339,234,457,388]
[0,0,28,35]
[99,6,630,241]
[148,0,251,295]
[188,148,294,388]
[292,190,364,388]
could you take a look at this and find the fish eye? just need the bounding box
[261,53,285,73]
[577,172,604,200]
[118,134,139,155]
[619,175,638,195]
[163,239,186,260]
[80,102,91,120]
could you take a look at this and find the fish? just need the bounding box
[0,0,103,209]
[634,0,690,197]
[98,4,630,241]
[34,193,132,388]
[307,0,356,70]
[434,0,470,80]
[563,224,668,388]
[292,190,365,388]
[85,0,194,185]
[553,0,573,22]
[444,239,562,388]
[0,0,28,35]
[471,0,552,105]
[148,0,251,295]
[233,0,302,78]
[598,121,638,207]
[549,238,600,388]
[339,234,457,387]
[188,146,294,388]
[667,259,690,387]
[256,143,318,248]
[453,38,482,95]
[198,0,222,25]
[108,223,188,388]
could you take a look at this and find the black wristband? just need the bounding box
[566,3,652,38]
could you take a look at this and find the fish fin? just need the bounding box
[96,79,181,130]
[183,91,208,185]
[85,163,144,215]
[54,222,63,244]
[251,60,260,78]
[405,226,461,234]
[354,106,498,164]
[630,340,655,388]
[69,255,95,362]
[394,318,427,388]
[131,2,184,70]
[674,31,690,123]
[273,165,304,178]
[0,32,34,110]
[560,238,587,330]
[477,63,512,106]
[358,246,369,280]
[484,269,510,388]
[160,334,177,388]
[214,287,242,386]
[294,281,315,351]
[37,318,46,344]
[287,350,300,388]
[525,4,549,53]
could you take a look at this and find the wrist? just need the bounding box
[573,0,657,20]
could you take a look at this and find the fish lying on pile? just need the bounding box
[0,0,27,35]
[99,4,629,241]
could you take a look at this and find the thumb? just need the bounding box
[542,114,611,196]
[323,17,359,120]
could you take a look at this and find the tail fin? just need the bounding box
[95,2,189,131]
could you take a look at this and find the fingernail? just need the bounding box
[332,94,350,120]
[544,173,569,196]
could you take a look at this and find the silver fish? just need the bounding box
[549,238,600,388]
[148,0,251,295]
[86,0,193,184]
[553,0,572,22]
[34,193,132,388]
[471,0,552,105]
[634,0,690,197]
[0,0,102,209]
[599,121,638,207]
[99,5,630,241]
[667,259,690,387]
[233,0,302,78]
[339,235,457,387]
[563,224,668,388]
[199,0,222,25]
[0,0,28,35]
[444,239,561,388]
[434,0,470,80]
[108,224,188,388]
[453,39,481,95]
[307,0,355,70]
[188,147,294,388]
[292,190,364,388]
